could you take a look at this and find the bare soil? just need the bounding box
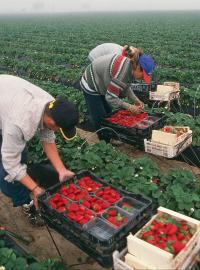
[0,128,199,270]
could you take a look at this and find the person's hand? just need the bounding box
[128,104,142,114]
[32,186,44,209]
[139,102,144,110]
[135,100,144,110]
[59,169,75,182]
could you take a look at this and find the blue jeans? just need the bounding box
[0,136,31,207]
[83,91,112,139]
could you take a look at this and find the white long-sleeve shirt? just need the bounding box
[88,43,123,62]
[0,75,55,182]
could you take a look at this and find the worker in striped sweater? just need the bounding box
[80,50,156,141]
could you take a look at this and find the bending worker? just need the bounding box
[81,51,156,141]
[0,75,79,226]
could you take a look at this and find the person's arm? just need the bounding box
[125,87,141,103]
[1,125,43,208]
[105,80,143,114]
[20,175,43,209]
[42,141,74,181]
[125,87,144,109]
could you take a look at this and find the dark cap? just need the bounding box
[48,97,79,140]
[139,54,156,84]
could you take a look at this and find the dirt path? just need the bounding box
[0,128,199,270]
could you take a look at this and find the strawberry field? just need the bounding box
[0,11,200,216]
[1,11,200,269]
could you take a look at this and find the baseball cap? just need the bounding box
[139,55,156,84]
[48,97,79,140]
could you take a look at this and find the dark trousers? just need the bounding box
[83,91,112,130]
[83,91,112,140]
[0,136,31,207]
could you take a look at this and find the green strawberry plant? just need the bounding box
[158,168,200,219]
[0,231,68,270]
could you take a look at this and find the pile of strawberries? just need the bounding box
[139,213,195,255]
[104,208,128,227]
[106,110,148,127]
[162,127,188,137]
[47,176,126,226]
[48,193,69,213]
[60,183,88,201]
[65,203,95,225]
[81,195,110,213]
[78,176,102,192]
[96,186,121,204]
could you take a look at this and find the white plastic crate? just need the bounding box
[127,207,200,270]
[149,90,180,101]
[144,134,192,158]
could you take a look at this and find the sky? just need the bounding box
[0,0,200,14]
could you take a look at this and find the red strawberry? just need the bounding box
[96,190,103,197]
[142,231,153,239]
[102,195,110,201]
[57,206,66,213]
[166,224,178,235]
[177,232,186,241]
[66,212,76,220]
[108,216,117,224]
[92,203,102,212]
[82,200,91,208]
[108,209,118,216]
[172,241,186,254]
[79,218,88,225]
[67,193,76,200]
[74,215,83,222]
[68,203,79,212]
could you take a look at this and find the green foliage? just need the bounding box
[0,233,68,270]
[1,14,200,252]
[158,168,200,219]
[26,132,200,219]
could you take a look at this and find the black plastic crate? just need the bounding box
[38,170,152,267]
[100,110,167,140]
[42,213,118,268]
[130,81,157,93]
[38,171,123,233]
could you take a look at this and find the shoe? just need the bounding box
[22,200,45,227]
[110,139,123,146]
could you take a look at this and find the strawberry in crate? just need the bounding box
[59,183,88,201]
[96,186,121,204]
[77,176,103,192]
[65,202,95,225]
[162,126,189,137]
[106,110,148,127]
[138,213,196,255]
[103,207,129,228]
[47,193,70,213]
[81,195,110,214]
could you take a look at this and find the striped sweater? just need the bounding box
[82,54,138,108]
